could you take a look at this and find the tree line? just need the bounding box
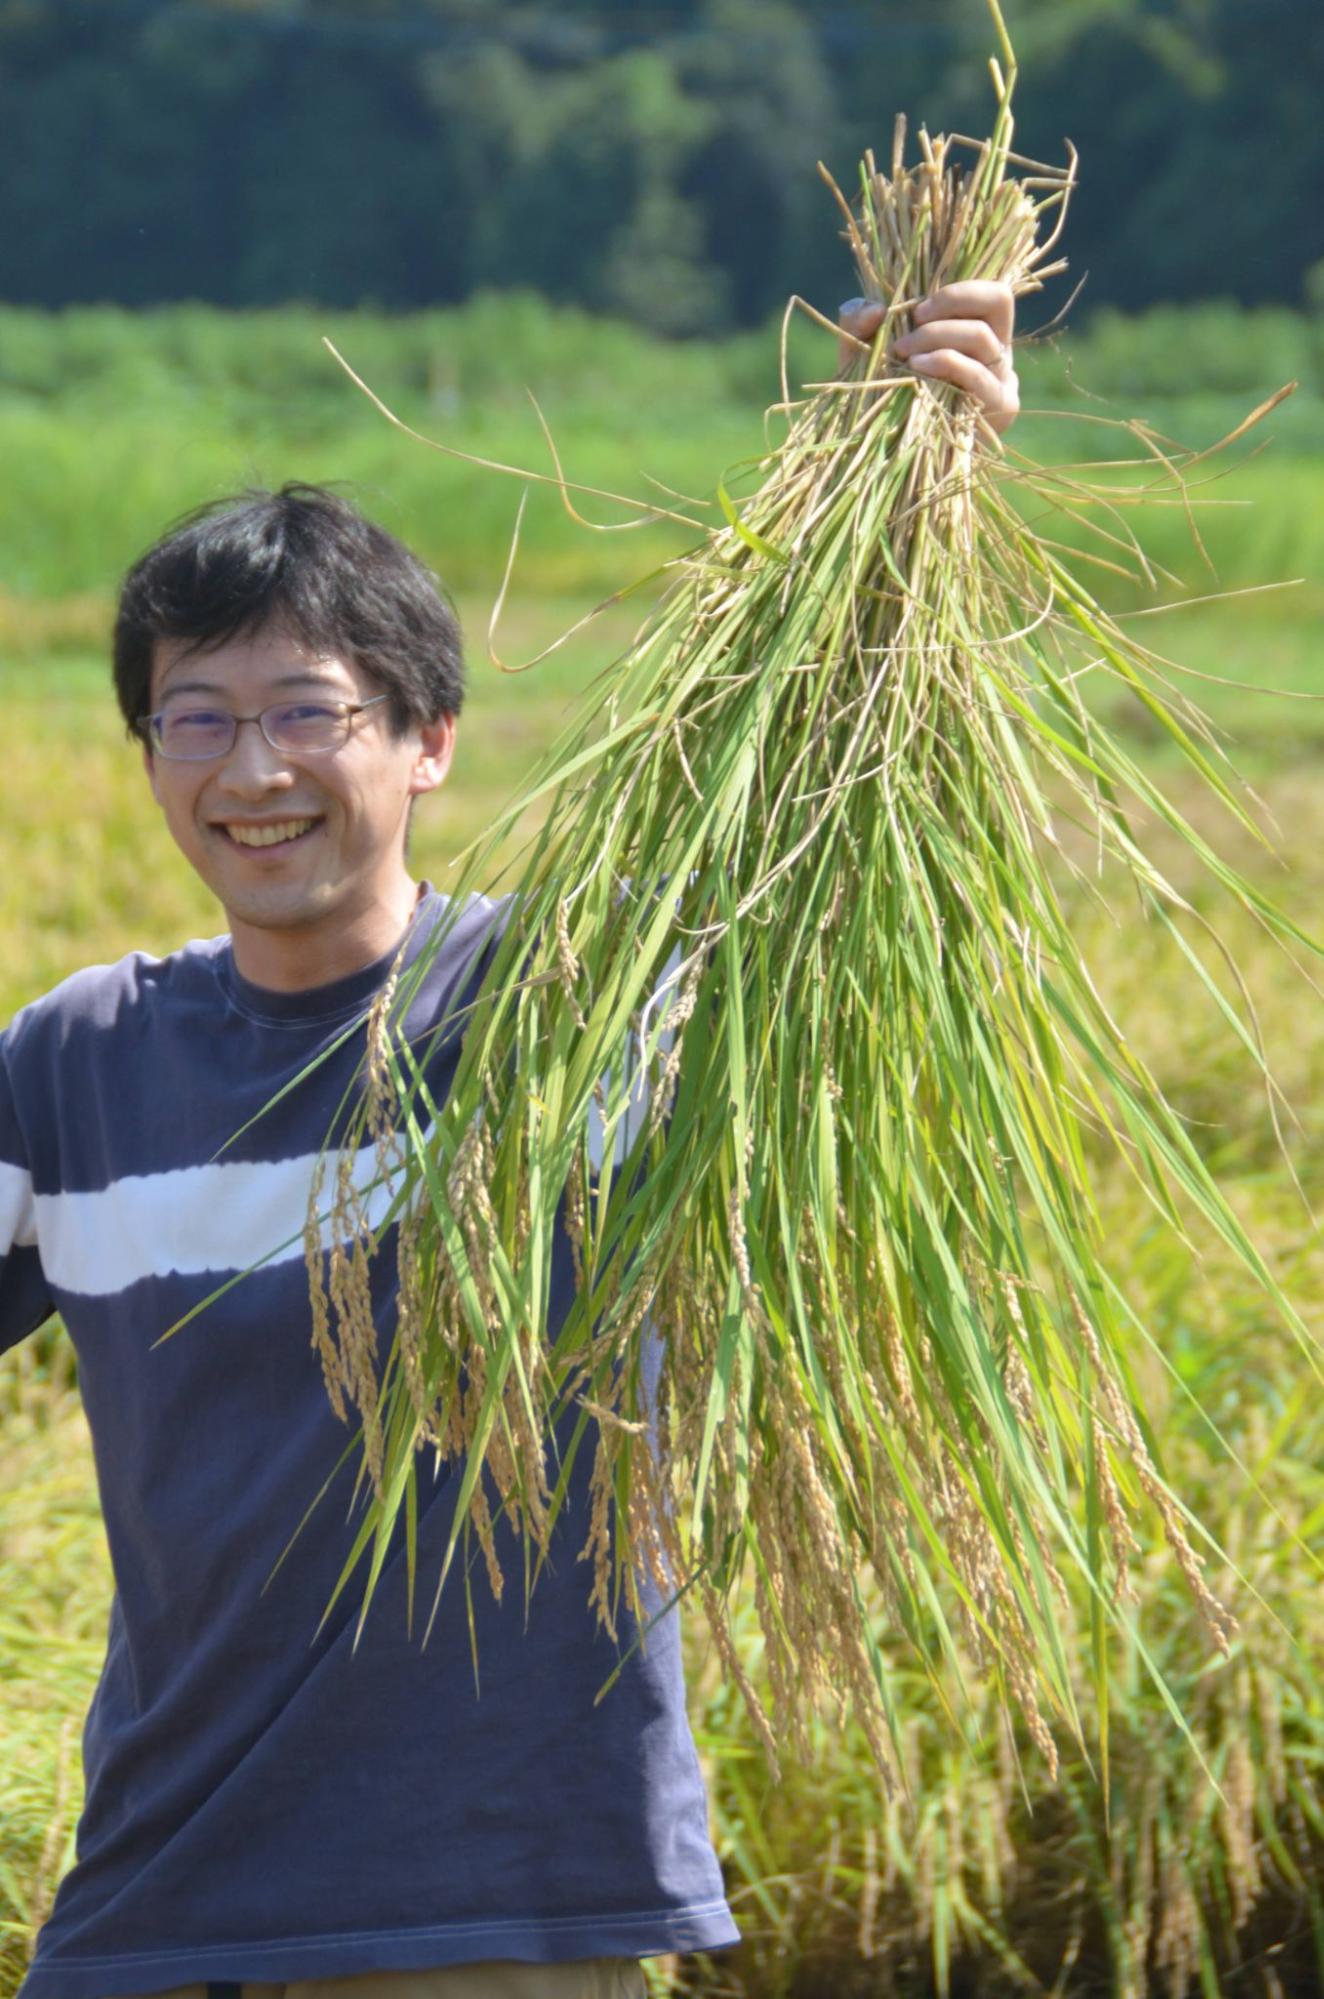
[0,0,1319,331]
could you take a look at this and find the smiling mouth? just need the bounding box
[217,817,322,850]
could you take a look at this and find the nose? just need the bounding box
[212,716,297,796]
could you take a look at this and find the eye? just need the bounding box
[169,707,230,729]
[159,707,232,743]
[264,701,348,752]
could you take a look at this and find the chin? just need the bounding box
[219,884,338,932]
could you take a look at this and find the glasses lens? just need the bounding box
[264,703,349,754]
[155,709,235,759]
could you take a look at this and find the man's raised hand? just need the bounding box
[838,280,1019,436]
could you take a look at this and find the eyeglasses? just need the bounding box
[141,695,391,761]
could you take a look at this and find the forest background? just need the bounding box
[3,2,1324,1996]
[1,0,1321,326]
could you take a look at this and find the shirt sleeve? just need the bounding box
[0,1027,55,1353]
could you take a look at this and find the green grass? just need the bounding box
[0,295,1320,620]
[0,1343,102,1994]
[0,405,1307,608]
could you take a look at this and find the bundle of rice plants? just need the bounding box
[276,0,1317,1783]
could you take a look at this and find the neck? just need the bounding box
[227,876,423,993]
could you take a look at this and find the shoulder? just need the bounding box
[397,889,517,1046]
[3,933,229,1073]
[418,888,515,952]
[412,889,515,983]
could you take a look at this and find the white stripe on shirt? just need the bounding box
[32,1141,401,1297]
[22,970,675,1299]
[0,1158,38,1252]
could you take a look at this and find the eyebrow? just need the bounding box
[155,670,346,702]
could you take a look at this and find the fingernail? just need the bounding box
[839,297,867,316]
[909,353,936,370]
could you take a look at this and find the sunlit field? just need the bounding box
[2,302,1322,1997]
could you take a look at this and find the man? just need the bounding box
[1,285,1017,1999]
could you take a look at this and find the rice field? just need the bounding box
[1,304,1322,1997]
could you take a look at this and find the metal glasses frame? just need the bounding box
[140,694,392,761]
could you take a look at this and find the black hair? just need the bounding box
[113,482,465,739]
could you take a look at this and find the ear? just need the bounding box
[407,713,456,799]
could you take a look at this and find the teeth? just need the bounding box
[225,818,316,849]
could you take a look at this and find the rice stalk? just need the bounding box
[295,0,1320,1782]
[688,1176,1324,1997]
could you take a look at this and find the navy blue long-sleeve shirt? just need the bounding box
[1,887,737,1999]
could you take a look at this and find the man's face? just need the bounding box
[144,622,454,950]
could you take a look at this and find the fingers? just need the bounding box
[894,317,1008,373]
[914,280,1015,346]
[905,281,1017,430]
[837,297,886,370]
[834,281,1019,432]
[839,299,887,340]
[909,347,1019,433]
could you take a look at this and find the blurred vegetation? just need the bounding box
[1,290,1323,1993]
[0,0,1321,330]
[0,291,1322,626]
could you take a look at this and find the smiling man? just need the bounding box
[143,631,451,989]
[7,484,735,1999]
[2,285,1018,1999]
[130,501,459,993]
